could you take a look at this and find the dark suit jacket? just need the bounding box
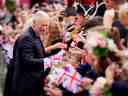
[112,20,128,47]
[112,80,128,96]
[10,27,46,96]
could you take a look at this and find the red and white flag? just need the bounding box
[49,64,82,93]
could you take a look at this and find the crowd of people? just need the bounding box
[0,0,128,96]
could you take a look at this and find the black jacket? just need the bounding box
[112,80,128,96]
[10,27,46,96]
[112,21,128,47]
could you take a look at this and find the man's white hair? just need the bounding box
[22,11,50,32]
[32,11,50,22]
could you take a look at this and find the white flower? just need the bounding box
[90,77,106,96]
[85,31,107,49]
[107,38,118,51]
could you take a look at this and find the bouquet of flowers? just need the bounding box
[90,77,112,96]
[85,30,118,57]
[85,31,108,56]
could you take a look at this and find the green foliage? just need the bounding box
[102,84,112,96]
[6,0,16,12]
[93,47,109,57]
[100,31,108,38]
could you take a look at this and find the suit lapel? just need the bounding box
[29,27,46,58]
[34,38,46,58]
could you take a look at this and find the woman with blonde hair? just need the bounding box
[43,18,64,56]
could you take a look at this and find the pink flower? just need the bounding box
[90,77,106,96]
[96,37,107,48]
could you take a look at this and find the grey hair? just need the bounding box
[22,11,50,32]
[32,11,50,22]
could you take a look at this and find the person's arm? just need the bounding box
[45,44,57,53]
[21,36,44,65]
[45,42,67,53]
[105,65,115,87]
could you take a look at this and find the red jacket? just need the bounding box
[65,0,74,6]
[81,0,96,6]
[16,0,30,7]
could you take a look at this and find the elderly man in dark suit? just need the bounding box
[4,11,66,96]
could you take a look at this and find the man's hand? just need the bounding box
[80,77,93,89]
[44,87,63,96]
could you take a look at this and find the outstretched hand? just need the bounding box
[44,86,63,96]
[53,42,67,49]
